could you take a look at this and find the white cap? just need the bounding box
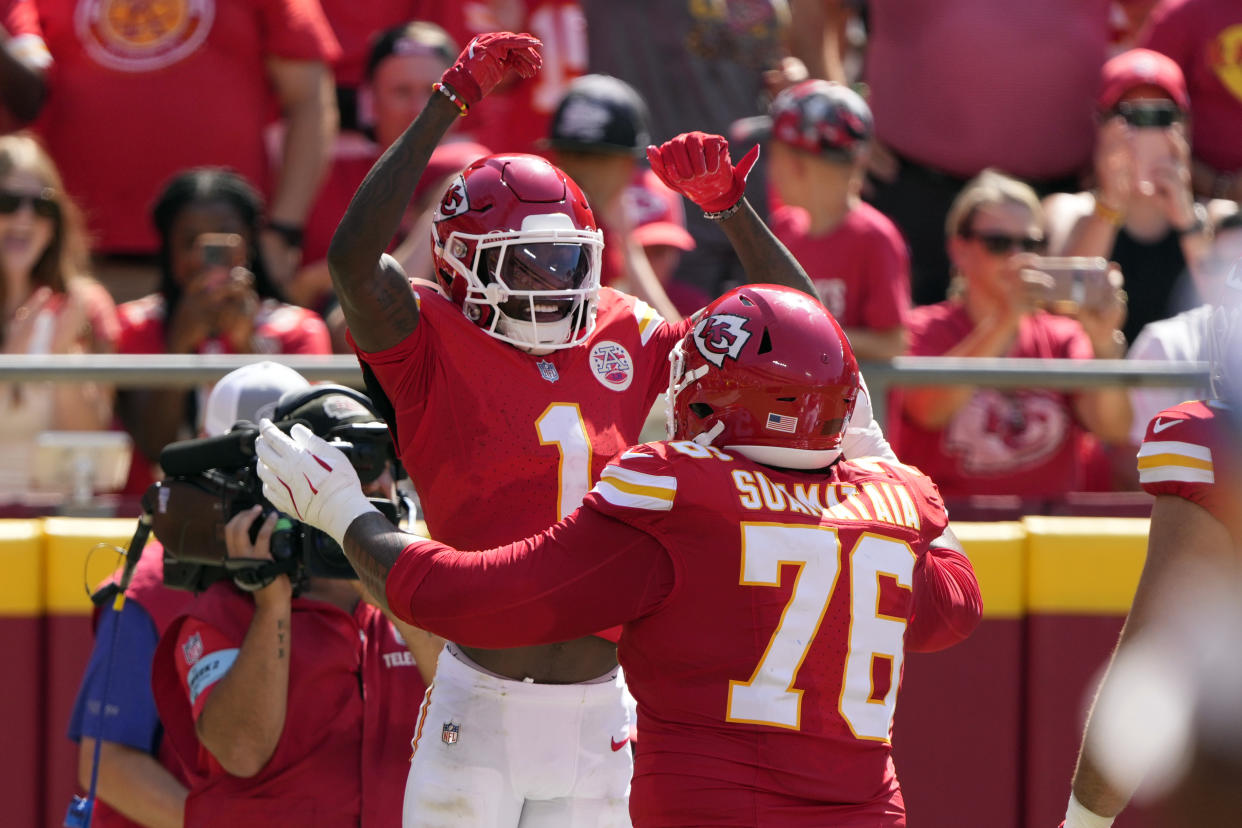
[203,361,311,437]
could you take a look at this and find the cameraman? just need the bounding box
[67,360,314,828]
[148,385,438,827]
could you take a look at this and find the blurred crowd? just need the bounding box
[0,0,1238,508]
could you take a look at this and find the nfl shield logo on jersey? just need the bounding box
[181,632,203,666]
[442,721,460,745]
[536,359,559,383]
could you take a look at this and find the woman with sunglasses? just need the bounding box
[0,133,118,492]
[891,169,1132,501]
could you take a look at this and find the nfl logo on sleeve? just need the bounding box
[442,721,460,745]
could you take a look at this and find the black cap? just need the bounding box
[546,74,651,156]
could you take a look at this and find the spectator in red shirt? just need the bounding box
[116,169,331,492]
[894,170,1132,499]
[1140,0,1242,203]
[33,0,341,296]
[0,131,116,493]
[544,72,683,321]
[621,167,705,317]
[735,78,911,360]
[297,20,461,310]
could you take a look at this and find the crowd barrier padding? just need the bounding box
[1022,517,1157,828]
[44,517,136,828]
[1,515,1156,828]
[0,521,46,828]
[895,521,1026,827]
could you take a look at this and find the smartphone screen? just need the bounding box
[1023,257,1111,315]
[195,233,244,273]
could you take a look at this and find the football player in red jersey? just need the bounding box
[254,284,984,827]
[1062,262,1242,828]
[326,29,959,827]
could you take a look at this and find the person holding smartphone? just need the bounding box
[1043,48,1212,344]
[114,169,331,497]
[893,169,1132,501]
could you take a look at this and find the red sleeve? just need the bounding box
[276,307,332,354]
[172,618,241,720]
[1137,0,1194,67]
[861,218,911,330]
[258,0,342,62]
[904,546,982,653]
[386,507,675,648]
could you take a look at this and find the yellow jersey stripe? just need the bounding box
[1136,439,1211,462]
[594,465,677,511]
[632,299,666,346]
[1136,452,1214,472]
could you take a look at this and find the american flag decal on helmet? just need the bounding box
[766,413,798,433]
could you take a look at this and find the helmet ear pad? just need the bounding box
[668,285,859,468]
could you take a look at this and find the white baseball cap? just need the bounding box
[203,361,311,437]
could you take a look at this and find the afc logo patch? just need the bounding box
[588,340,634,391]
[436,175,470,220]
[693,313,751,367]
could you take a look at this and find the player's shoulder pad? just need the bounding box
[590,441,687,514]
[596,288,668,348]
[1138,399,1222,489]
[838,455,948,527]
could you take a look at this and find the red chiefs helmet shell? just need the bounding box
[668,285,860,466]
[432,154,604,350]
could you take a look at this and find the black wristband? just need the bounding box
[266,221,305,249]
[1177,214,1206,238]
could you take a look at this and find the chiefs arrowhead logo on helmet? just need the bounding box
[436,175,470,220]
[693,313,751,367]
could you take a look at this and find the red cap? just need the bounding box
[412,141,492,206]
[1098,48,1189,112]
[623,169,695,251]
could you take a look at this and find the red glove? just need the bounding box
[439,32,542,110]
[646,132,759,214]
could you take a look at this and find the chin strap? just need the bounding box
[693,422,725,446]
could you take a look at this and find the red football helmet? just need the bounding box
[432,153,604,351]
[667,284,860,469]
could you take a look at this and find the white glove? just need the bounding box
[254,419,380,547]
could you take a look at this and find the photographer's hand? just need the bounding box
[225,506,290,608]
[254,420,380,547]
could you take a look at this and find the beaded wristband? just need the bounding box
[432,82,469,116]
[1091,196,1124,227]
[702,199,744,222]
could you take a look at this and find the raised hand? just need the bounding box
[646,132,759,215]
[438,32,543,111]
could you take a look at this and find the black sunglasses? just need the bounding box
[0,188,59,219]
[960,229,1045,255]
[1115,100,1183,128]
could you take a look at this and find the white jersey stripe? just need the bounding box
[1136,440,1212,462]
[631,299,666,347]
[593,465,677,511]
[1139,465,1215,485]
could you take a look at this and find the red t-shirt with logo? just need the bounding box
[1141,0,1242,173]
[893,302,1094,497]
[33,0,341,254]
[770,202,910,331]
